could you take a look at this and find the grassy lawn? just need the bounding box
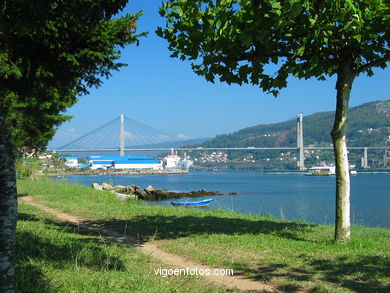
[16,202,228,292]
[17,179,390,292]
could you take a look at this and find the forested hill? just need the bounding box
[197,100,390,148]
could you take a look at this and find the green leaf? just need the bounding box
[270,1,282,9]
[297,46,305,56]
[352,34,362,42]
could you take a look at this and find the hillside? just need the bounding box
[190,100,390,169]
[197,100,390,148]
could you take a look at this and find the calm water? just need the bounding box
[52,171,390,228]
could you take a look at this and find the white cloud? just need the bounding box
[158,134,170,140]
[177,134,191,140]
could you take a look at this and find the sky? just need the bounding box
[49,1,390,148]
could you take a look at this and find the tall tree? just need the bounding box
[0,1,145,291]
[157,0,390,242]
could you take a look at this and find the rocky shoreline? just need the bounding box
[92,182,237,201]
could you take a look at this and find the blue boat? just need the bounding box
[171,198,213,208]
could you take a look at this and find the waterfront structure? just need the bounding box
[63,157,78,168]
[306,165,336,176]
[89,160,114,170]
[114,158,162,170]
[54,114,390,169]
[162,149,193,170]
[87,156,162,170]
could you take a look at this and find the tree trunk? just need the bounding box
[0,103,17,292]
[331,62,355,243]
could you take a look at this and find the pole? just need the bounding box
[120,114,125,156]
[362,147,368,168]
[297,113,305,170]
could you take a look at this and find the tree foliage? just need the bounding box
[157,0,389,95]
[0,0,146,151]
[0,1,145,291]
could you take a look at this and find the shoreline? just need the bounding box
[19,178,390,231]
[43,168,390,178]
[44,168,189,177]
[46,170,390,229]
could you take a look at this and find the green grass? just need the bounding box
[16,202,229,292]
[17,179,390,292]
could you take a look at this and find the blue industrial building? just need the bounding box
[87,156,162,170]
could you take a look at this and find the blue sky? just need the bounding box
[49,1,390,148]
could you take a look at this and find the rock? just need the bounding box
[144,185,155,194]
[102,182,112,191]
[153,189,170,200]
[189,190,222,197]
[135,189,150,200]
[114,185,127,192]
[126,186,136,194]
[122,183,224,201]
[166,191,189,199]
[92,183,103,191]
[130,185,140,191]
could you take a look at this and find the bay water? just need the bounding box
[52,171,390,228]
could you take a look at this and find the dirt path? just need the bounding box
[20,196,276,293]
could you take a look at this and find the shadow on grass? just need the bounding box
[18,212,41,222]
[92,214,389,293]
[309,255,390,293]
[15,263,53,293]
[100,214,317,242]
[226,254,390,293]
[230,253,390,293]
[15,214,127,292]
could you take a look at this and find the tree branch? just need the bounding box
[358,54,390,73]
[221,49,292,63]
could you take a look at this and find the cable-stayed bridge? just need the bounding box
[56,114,196,153]
[53,114,390,169]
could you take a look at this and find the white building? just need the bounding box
[90,160,114,170]
[114,159,162,170]
[64,157,78,168]
[87,156,162,170]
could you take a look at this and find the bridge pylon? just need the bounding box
[361,147,369,168]
[120,114,125,156]
[297,113,305,170]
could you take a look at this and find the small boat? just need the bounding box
[171,198,213,208]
